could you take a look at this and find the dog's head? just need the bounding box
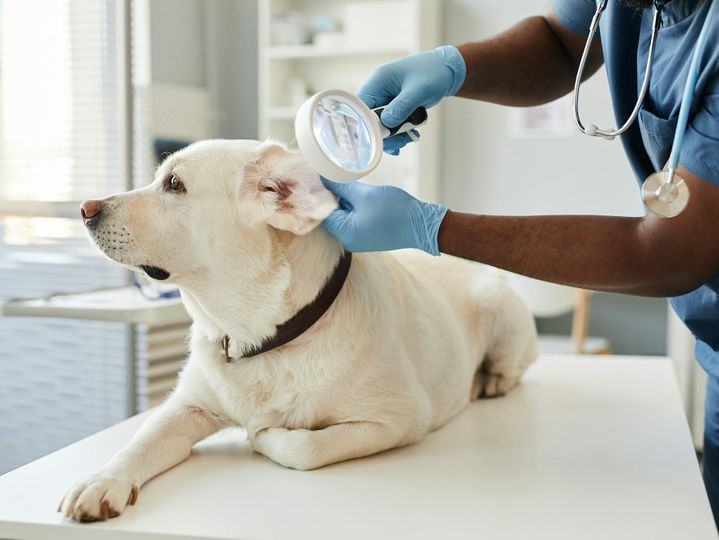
[80,139,337,284]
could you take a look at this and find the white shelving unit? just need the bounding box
[267,44,412,58]
[258,0,442,201]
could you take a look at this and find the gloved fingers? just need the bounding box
[321,177,371,208]
[321,177,353,199]
[357,89,390,110]
[320,207,353,236]
[357,66,402,109]
[383,136,408,154]
[382,131,419,155]
[380,88,424,128]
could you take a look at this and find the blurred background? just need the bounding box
[0,0,701,475]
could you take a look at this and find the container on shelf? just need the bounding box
[343,1,413,49]
[271,11,311,46]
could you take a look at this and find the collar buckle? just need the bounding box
[222,335,231,363]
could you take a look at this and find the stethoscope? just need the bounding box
[573,0,719,218]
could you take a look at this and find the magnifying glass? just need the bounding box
[295,89,428,183]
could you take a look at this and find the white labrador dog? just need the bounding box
[59,139,537,522]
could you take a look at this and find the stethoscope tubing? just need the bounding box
[572,0,663,140]
[667,0,719,175]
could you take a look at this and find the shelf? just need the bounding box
[0,286,189,325]
[259,0,440,201]
[267,44,411,59]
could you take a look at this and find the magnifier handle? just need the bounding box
[372,106,428,139]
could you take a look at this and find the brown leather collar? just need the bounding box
[222,250,352,362]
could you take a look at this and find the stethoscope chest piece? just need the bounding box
[641,170,690,218]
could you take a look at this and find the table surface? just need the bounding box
[0,355,715,540]
[0,286,188,325]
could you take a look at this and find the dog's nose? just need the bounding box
[80,200,102,220]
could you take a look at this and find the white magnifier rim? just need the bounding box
[295,89,383,183]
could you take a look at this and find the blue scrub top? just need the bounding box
[551,0,719,377]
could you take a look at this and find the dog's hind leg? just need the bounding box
[252,418,421,471]
[470,279,538,400]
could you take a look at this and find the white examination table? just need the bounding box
[0,355,715,540]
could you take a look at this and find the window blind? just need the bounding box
[0,0,127,205]
[0,0,132,474]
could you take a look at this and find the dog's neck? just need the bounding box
[179,228,343,357]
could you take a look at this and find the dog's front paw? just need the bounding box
[58,473,139,522]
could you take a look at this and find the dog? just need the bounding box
[58,139,537,522]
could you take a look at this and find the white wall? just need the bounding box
[440,0,644,217]
[205,0,259,139]
[143,0,258,141]
[150,0,207,87]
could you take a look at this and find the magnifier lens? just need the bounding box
[312,96,374,171]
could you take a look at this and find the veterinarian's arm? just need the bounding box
[455,10,603,106]
[357,9,602,153]
[322,168,719,298]
[438,167,719,298]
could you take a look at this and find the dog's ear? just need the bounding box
[242,143,337,235]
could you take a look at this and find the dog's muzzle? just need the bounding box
[79,199,172,281]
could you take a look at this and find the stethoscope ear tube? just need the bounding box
[573,0,662,140]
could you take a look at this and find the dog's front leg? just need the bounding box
[58,401,226,522]
[252,421,411,471]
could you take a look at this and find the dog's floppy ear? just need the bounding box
[242,142,337,235]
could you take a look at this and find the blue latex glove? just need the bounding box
[358,45,467,155]
[321,179,449,256]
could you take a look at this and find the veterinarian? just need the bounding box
[320,0,719,527]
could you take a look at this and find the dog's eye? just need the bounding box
[165,174,186,194]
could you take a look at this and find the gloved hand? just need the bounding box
[321,178,449,256]
[358,45,467,155]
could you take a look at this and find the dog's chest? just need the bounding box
[196,341,341,433]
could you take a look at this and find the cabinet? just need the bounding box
[258,0,442,200]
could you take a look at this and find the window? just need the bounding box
[0,0,132,474]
